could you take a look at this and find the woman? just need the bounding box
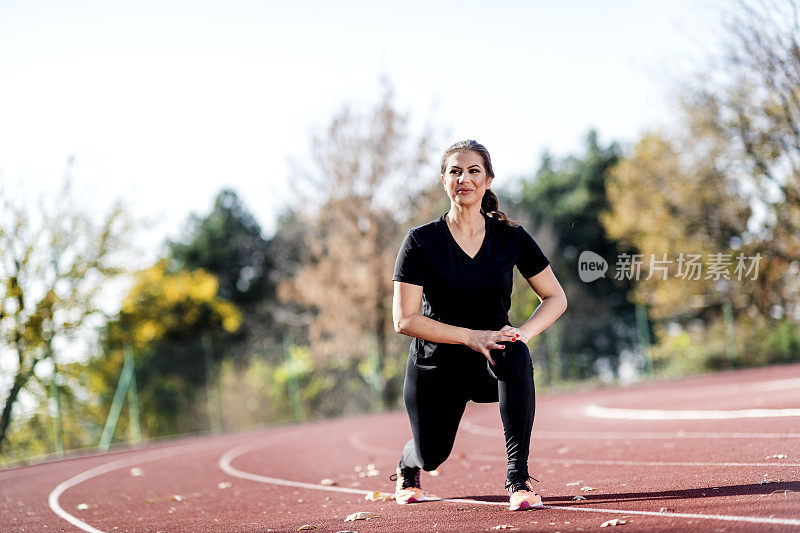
[389,140,567,511]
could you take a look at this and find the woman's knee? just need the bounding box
[490,342,533,380]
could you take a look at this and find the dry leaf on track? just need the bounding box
[129,467,144,477]
[320,478,337,486]
[580,486,596,492]
[767,454,788,459]
[492,525,515,530]
[573,495,586,500]
[364,491,394,501]
[298,525,316,531]
[600,518,628,527]
[217,482,232,489]
[76,503,89,510]
[344,511,377,521]
[171,495,184,502]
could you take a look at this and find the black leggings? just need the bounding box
[399,341,535,479]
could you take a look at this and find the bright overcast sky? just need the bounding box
[0,0,723,251]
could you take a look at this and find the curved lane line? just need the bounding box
[585,404,800,421]
[348,432,800,468]
[48,440,239,533]
[221,438,800,528]
[461,420,800,439]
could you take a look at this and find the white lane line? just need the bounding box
[48,439,243,533]
[585,404,800,421]
[222,439,800,528]
[461,420,800,439]
[348,432,800,468]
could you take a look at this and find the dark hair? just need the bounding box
[439,139,517,227]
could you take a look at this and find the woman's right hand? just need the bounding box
[466,329,519,365]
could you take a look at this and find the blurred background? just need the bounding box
[1,0,798,463]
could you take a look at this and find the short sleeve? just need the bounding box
[516,226,550,278]
[392,230,427,286]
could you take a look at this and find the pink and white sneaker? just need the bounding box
[389,466,426,504]
[506,475,544,511]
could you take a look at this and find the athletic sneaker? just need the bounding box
[505,474,543,511]
[389,465,425,504]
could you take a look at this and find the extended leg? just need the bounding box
[400,355,468,471]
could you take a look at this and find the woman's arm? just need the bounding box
[511,265,568,343]
[392,281,517,364]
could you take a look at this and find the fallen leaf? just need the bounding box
[557,447,569,454]
[492,525,514,530]
[573,495,586,501]
[428,469,440,477]
[129,467,144,477]
[145,499,156,504]
[365,469,379,477]
[171,495,184,502]
[76,503,89,510]
[454,452,466,459]
[767,454,788,459]
[344,511,376,521]
[600,518,628,527]
[298,525,315,531]
[320,478,337,486]
[566,481,581,486]
[479,465,492,471]
[217,482,232,489]
[364,491,394,501]
[659,507,674,513]
[580,486,596,492]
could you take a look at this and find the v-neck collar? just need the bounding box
[441,212,491,262]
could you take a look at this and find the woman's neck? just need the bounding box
[446,203,485,236]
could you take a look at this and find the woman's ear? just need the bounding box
[486,175,493,189]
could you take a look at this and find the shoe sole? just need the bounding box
[509,500,545,511]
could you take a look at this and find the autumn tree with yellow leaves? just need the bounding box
[0,174,133,456]
[92,260,241,437]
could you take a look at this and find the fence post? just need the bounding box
[99,354,133,451]
[124,345,142,444]
[722,300,739,367]
[282,334,303,422]
[202,333,223,433]
[636,303,654,376]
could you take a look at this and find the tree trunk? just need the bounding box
[0,371,31,455]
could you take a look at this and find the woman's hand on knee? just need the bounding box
[500,325,527,343]
[466,329,518,365]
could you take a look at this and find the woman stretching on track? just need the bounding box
[389,139,568,511]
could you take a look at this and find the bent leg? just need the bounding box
[489,342,535,479]
[400,355,468,471]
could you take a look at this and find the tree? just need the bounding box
[95,260,241,437]
[682,0,800,318]
[0,175,133,455]
[511,131,635,379]
[279,79,434,409]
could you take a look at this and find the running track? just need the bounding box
[2,363,799,532]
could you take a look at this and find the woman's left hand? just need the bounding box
[500,325,528,343]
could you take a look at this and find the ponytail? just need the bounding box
[480,188,516,227]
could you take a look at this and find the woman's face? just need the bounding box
[441,150,493,208]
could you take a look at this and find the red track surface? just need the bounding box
[2,363,800,532]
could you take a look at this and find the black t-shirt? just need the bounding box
[393,213,550,361]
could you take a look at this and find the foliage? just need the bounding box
[93,260,241,439]
[278,79,435,409]
[509,131,636,380]
[0,174,133,456]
